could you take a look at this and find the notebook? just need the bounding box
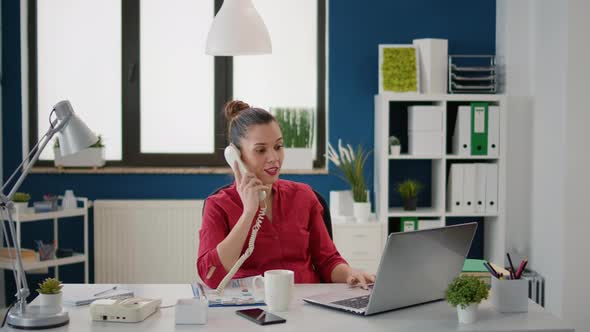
[192,276,265,307]
[63,285,134,306]
[461,259,489,276]
[461,258,491,285]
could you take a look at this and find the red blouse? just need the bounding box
[197,179,347,289]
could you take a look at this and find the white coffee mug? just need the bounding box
[252,269,294,312]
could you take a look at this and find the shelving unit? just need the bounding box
[374,93,507,265]
[0,197,91,282]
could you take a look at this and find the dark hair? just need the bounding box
[224,100,275,148]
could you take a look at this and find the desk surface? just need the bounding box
[2,284,574,332]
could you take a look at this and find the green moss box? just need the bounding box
[379,44,420,93]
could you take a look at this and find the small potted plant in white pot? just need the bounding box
[397,179,423,211]
[326,139,372,222]
[36,277,64,313]
[389,136,401,156]
[12,192,31,213]
[272,107,315,170]
[54,135,105,169]
[445,275,489,324]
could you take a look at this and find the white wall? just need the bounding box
[529,0,567,317]
[497,0,590,330]
[495,0,534,266]
[497,0,566,315]
[563,0,590,329]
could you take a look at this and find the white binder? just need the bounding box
[485,163,499,214]
[462,164,476,213]
[452,106,471,156]
[447,164,464,212]
[475,164,487,213]
[488,106,500,157]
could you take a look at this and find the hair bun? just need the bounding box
[224,100,250,122]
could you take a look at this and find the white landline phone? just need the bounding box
[90,297,161,323]
[215,145,268,294]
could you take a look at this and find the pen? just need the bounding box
[506,253,516,279]
[94,286,117,297]
[515,258,528,279]
[483,262,498,278]
[197,282,206,300]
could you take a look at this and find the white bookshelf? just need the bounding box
[374,93,507,265]
[0,198,91,282]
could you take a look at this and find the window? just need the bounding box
[33,0,122,161]
[30,0,326,168]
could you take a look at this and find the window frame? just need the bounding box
[28,0,326,168]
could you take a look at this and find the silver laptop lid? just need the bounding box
[365,223,477,315]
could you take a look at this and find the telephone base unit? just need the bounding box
[90,298,161,323]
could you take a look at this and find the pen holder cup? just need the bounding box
[175,297,208,325]
[491,277,528,313]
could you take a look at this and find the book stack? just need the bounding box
[0,247,37,262]
[461,259,512,287]
[461,259,491,286]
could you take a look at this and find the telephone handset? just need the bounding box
[217,144,267,294]
[224,144,266,201]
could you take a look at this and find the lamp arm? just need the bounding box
[0,132,48,194]
[2,118,65,201]
[0,117,66,313]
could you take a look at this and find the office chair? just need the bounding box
[201,184,333,239]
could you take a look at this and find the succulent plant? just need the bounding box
[36,278,63,295]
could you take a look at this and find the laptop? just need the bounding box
[303,222,477,316]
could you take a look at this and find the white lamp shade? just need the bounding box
[53,100,98,156]
[206,0,272,55]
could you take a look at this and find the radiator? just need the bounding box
[94,200,203,283]
[521,270,545,307]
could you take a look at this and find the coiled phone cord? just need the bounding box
[215,200,267,295]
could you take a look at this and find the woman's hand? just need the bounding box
[234,161,266,215]
[346,269,376,290]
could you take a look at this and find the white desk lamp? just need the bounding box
[205,0,272,55]
[0,100,97,329]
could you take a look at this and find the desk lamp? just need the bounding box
[0,100,97,329]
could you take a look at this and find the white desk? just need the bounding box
[2,284,573,332]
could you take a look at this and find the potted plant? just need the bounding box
[326,139,371,222]
[272,107,315,170]
[445,275,489,324]
[12,192,31,213]
[389,136,401,155]
[54,135,106,169]
[397,179,423,211]
[36,277,64,313]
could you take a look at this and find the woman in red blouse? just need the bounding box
[197,100,375,289]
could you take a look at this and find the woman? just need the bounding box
[197,100,375,289]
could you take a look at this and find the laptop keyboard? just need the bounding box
[331,295,370,309]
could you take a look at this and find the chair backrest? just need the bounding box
[202,184,333,239]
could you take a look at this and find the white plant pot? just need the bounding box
[389,145,401,156]
[11,202,30,214]
[457,303,478,324]
[353,202,371,223]
[38,293,63,314]
[54,147,105,168]
[329,190,354,217]
[282,148,313,170]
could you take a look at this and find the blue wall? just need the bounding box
[2,0,496,297]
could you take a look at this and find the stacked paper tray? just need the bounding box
[448,55,497,93]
